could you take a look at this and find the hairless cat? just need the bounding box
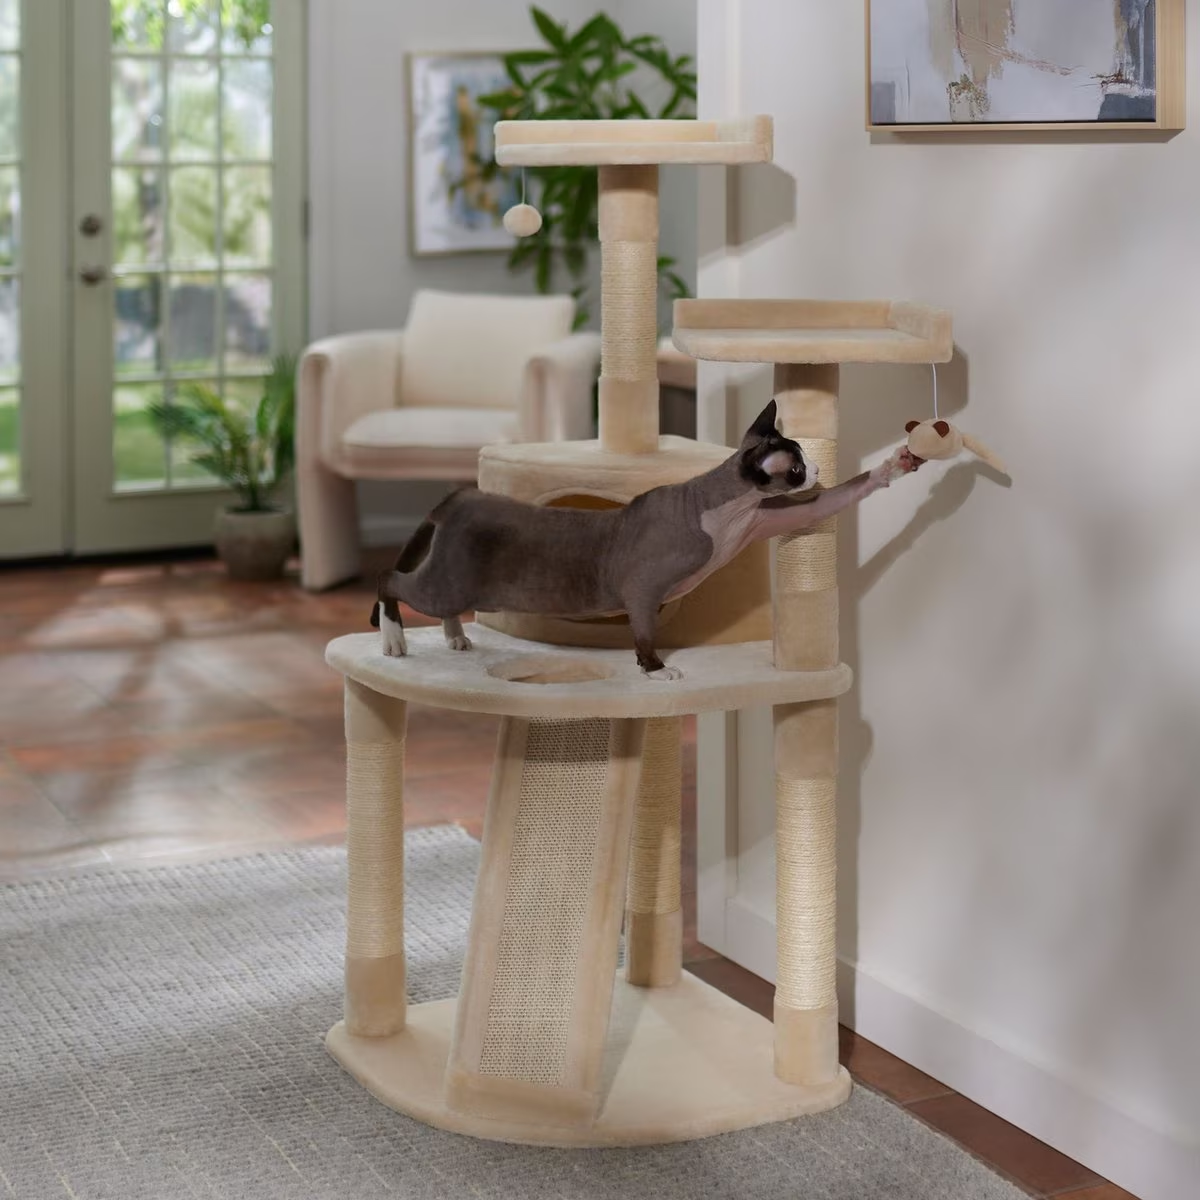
[371,400,922,680]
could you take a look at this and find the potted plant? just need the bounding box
[473,8,697,330]
[147,354,299,581]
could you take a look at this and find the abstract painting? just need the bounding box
[408,53,520,255]
[869,0,1163,126]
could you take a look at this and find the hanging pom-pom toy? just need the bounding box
[503,168,542,237]
[503,203,542,237]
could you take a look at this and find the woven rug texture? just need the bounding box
[0,825,1027,1199]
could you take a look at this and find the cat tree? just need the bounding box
[323,117,952,1146]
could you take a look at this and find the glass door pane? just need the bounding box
[72,0,304,555]
[109,0,275,494]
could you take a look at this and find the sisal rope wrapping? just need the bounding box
[345,738,407,959]
[774,775,838,1010]
[776,531,837,593]
[626,717,682,917]
[600,241,658,382]
[775,436,838,595]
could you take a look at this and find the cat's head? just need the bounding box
[737,400,818,495]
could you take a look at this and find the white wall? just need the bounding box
[307,0,697,540]
[696,4,1200,1198]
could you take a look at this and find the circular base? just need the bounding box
[326,972,852,1148]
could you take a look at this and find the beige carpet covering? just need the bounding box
[0,826,1027,1199]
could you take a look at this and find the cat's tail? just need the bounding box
[369,516,437,627]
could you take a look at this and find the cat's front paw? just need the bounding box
[445,633,472,652]
[379,613,408,657]
[644,665,683,682]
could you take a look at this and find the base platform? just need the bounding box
[326,970,852,1147]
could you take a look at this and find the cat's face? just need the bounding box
[738,400,818,495]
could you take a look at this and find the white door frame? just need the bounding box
[0,0,71,558]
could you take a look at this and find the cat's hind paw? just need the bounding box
[644,665,683,682]
[445,633,472,652]
[380,612,408,657]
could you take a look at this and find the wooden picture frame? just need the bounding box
[865,0,1185,134]
[406,51,520,256]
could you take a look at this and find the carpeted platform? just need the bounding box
[0,825,1027,1199]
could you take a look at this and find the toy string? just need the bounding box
[931,362,939,421]
[520,168,527,205]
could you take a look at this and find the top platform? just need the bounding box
[494,117,773,167]
[326,624,850,720]
[672,299,953,365]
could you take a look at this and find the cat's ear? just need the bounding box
[747,399,778,440]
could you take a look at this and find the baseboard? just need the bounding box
[838,959,1198,1200]
[359,514,422,549]
[709,900,1197,1200]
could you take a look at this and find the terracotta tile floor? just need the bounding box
[0,550,1136,1200]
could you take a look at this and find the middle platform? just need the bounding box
[325,624,852,720]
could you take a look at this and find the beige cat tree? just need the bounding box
[323,117,952,1146]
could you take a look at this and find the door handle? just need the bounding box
[79,266,108,286]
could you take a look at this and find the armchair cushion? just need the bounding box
[398,289,575,411]
[335,407,519,479]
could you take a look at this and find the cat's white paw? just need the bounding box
[644,665,683,682]
[879,450,914,485]
[380,611,408,657]
[445,633,473,652]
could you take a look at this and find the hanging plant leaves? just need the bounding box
[472,7,698,332]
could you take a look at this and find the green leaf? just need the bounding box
[535,241,553,293]
[507,49,556,65]
[504,58,528,90]
[626,92,650,119]
[568,13,619,52]
[531,6,567,50]
[475,89,520,110]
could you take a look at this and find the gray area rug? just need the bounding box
[1,826,1027,1199]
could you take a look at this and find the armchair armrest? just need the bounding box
[520,331,602,442]
[298,330,405,466]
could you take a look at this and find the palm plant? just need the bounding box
[474,8,697,329]
[146,354,297,513]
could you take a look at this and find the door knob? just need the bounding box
[79,266,108,286]
[79,213,103,236]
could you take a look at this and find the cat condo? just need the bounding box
[323,116,952,1145]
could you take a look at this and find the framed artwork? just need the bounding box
[866,0,1185,132]
[407,52,521,255]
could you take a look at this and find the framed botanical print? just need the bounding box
[407,52,521,255]
[867,0,1185,132]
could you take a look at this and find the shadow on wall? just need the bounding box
[834,348,988,976]
[696,163,796,262]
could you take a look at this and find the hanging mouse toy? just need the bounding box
[904,364,1008,475]
[905,418,1007,474]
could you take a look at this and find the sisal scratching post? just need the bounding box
[446,716,646,1130]
[598,165,660,455]
[625,716,683,987]
[772,363,841,1086]
[343,679,408,1037]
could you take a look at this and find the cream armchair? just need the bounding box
[296,289,601,590]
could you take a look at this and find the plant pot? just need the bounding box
[213,507,296,582]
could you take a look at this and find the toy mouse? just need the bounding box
[905,419,1007,475]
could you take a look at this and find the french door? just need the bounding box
[0,0,304,559]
